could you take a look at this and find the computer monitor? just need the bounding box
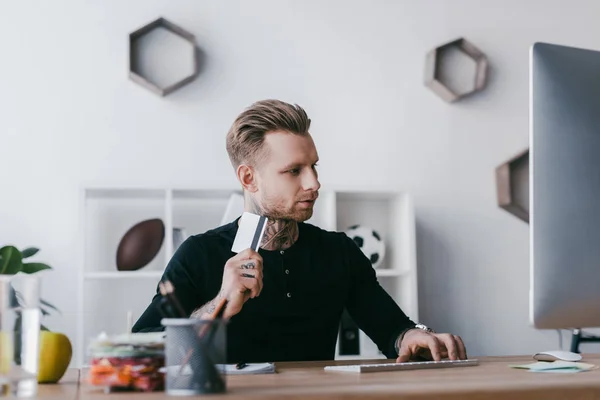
[530,42,600,329]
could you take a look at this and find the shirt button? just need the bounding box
[285,269,290,275]
[280,250,285,255]
[286,292,292,298]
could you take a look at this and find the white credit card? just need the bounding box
[231,212,268,253]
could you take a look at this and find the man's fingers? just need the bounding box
[243,249,263,262]
[240,274,260,298]
[425,335,443,361]
[239,260,256,269]
[239,258,263,274]
[396,346,412,363]
[437,334,458,360]
[236,248,255,259]
[454,335,467,360]
[252,271,263,296]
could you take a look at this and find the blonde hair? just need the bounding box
[226,99,311,168]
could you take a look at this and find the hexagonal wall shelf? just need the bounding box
[424,37,488,103]
[129,17,200,97]
[496,148,529,223]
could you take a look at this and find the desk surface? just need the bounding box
[46,355,600,399]
[37,368,79,400]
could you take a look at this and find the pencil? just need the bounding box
[199,297,228,338]
[211,297,228,319]
[159,280,187,318]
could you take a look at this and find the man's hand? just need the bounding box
[220,248,264,317]
[396,328,467,363]
[192,248,263,319]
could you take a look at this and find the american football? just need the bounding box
[116,218,165,271]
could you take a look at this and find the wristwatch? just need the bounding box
[394,323,435,355]
[415,323,435,333]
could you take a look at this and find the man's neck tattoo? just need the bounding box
[245,197,299,251]
[260,219,298,251]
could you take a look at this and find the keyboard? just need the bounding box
[324,359,479,373]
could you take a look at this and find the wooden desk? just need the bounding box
[36,368,79,400]
[74,355,600,399]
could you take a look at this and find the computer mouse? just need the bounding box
[533,350,582,362]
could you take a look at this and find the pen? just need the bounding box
[235,362,247,370]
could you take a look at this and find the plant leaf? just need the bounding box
[40,324,50,331]
[41,298,60,314]
[21,262,51,274]
[0,246,23,274]
[21,247,39,259]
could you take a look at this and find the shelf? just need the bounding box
[129,17,201,97]
[424,37,488,103]
[336,193,406,272]
[79,186,417,368]
[335,191,405,202]
[82,278,161,364]
[84,194,167,273]
[496,148,529,223]
[375,269,407,277]
[85,188,165,200]
[84,271,164,279]
[172,189,236,199]
[172,191,233,246]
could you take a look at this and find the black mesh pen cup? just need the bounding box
[161,318,227,396]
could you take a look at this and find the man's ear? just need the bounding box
[236,164,258,193]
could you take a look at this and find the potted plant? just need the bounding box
[0,245,73,383]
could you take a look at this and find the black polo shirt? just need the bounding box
[132,219,416,362]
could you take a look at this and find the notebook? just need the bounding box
[221,363,276,375]
[162,363,276,376]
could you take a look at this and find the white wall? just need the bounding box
[2,0,600,366]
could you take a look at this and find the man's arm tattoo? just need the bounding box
[191,292,223,318]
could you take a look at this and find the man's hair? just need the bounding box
[226,99,311,168]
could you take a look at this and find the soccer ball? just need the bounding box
[345,225,385,269]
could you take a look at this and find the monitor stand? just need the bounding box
[570,329,600,353]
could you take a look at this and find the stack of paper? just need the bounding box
[509,361,598,373]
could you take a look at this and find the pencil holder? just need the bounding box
[161,318,227,396]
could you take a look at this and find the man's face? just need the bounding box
[253,131,321,221]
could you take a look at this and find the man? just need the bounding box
[133,99,467,364]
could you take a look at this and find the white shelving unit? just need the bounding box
[77,187,417,366]
[311,190,418,360]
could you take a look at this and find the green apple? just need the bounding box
[37,331,72,384]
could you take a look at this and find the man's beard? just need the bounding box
[261,203,313,222]
[254,197,316,222]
